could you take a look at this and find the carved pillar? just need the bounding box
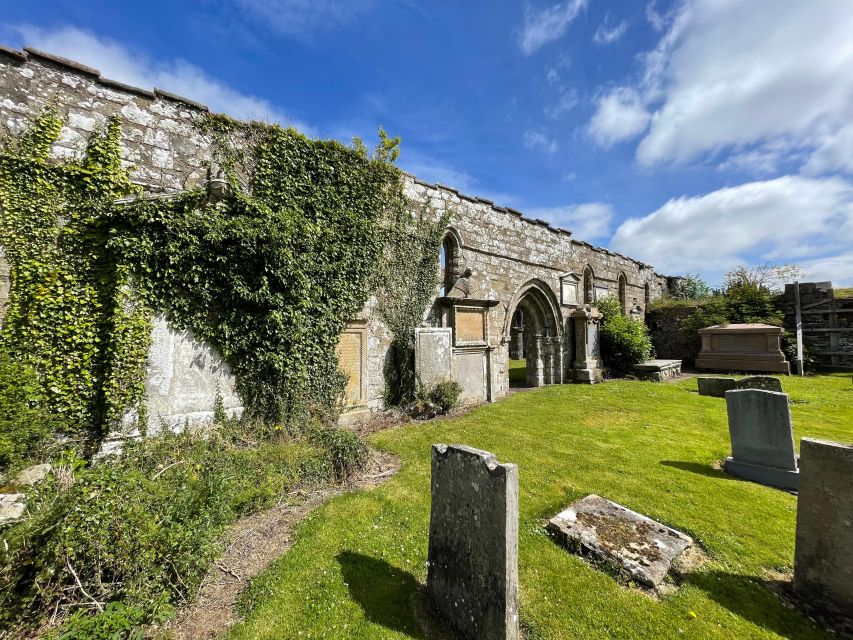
[571,305,603,384]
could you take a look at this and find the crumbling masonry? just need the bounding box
[0,46,673,430]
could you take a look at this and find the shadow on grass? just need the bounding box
[337,551,429,639]
[660,460,737,481]
[686,570,827,639]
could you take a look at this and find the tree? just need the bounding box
[670,273,713,299]
[723,263,803,293]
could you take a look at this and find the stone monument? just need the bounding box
[427,444,519,640]
[696,323,790,373]
[723,389,799,490]
[794,438,853,615]
[570,305,603,383]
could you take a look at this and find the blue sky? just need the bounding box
[3,1,853,286]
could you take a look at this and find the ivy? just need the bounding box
[0,109,148,447]
[0,108,445,448]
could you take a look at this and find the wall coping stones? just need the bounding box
[97,76,157,99]
[0,45,27,63]
[154,88,209,111]
[23,47,101,77]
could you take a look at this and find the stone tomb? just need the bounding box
[547,495,693,587]
[427,444,519,640]
[632,359,682,382]
[794,438,853,616]
[696,323,790,374]
[724,389,799,490]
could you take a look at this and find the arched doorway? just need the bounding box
[505,282,562,388]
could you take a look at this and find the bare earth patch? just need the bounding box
[162,450,400,640]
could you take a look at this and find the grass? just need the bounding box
[227,373,853,640]
[509,358,527,387]
[835,287,853,298]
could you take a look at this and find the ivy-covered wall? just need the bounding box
[0,46,673,432]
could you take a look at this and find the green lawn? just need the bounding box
[509,358,527,387]
[228,374,853,640]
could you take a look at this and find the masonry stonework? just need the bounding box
[0,46,672,426]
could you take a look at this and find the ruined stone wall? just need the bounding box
[0,45,673,420]
[781,282,853,370]
[645,304,701,364]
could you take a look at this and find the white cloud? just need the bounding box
[799,254,853,288]
[518,0,587,56]
[644,1,670,32]
[590,1,853,173]
[611,175,853,284]
[528,202,614,240]
[587,87,650,148]
[593,14,628,46]
[13,26,313,133]
[235,0,376,38]
[523,129,558,154]
[544,88,578,120]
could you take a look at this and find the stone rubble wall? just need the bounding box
[645,304,701,364]
[781,282,853,369]
[0,45,673,425]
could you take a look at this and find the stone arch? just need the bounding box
[504,280,562,387]
[618,272,628,313]
[440,227,464,295]
[583,265,595,304]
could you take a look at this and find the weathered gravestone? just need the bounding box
[427,444,519,640]
[698,377,736,397]
[794,438,853,615]
[733,375,783,393]
[414,327,453,391]
[724,389,799,490]
[547,495,693,588]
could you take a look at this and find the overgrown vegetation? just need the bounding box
[0,421,345,637]
[597,297,652,373]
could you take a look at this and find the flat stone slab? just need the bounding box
[547,495,693,587]
[0,493,26,526]
[733,375,783,393]
[15,463,52,486]
[633,359,682,382]
[698,377,737,397]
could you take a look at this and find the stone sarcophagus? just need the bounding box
[696,323,790,374]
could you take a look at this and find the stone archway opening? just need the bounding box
[507,285,561,388]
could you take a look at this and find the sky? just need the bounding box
[3,0,852,287]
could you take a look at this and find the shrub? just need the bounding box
[0,426,336,636]
[309,427,369,481]
[428,380,462,414]
[0,349,61,472]
[597,297,652,372]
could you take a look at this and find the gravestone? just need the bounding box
[794,438,853,615]
[547,495,693,587]
[427,444,519,640]
[414,327,453,390]
[697,377,736,397]
[733,375,783,393]
[723,389,799,490]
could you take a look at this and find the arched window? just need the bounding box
[440,230,463,295]
[618,273,627,313]
[583,265,595,304]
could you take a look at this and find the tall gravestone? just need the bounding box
[794,438,853,615]
[427,444,519,640]
[723,389,799,490]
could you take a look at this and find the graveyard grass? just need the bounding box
[228,373,853,640]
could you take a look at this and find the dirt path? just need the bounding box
[163,450,400,640]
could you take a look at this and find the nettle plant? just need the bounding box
[0,108,446,451]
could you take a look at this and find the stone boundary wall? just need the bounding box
[645,304,700,364]
[0,44,673,420]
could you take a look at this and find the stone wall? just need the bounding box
[780,282,853,370]
[645,304,700,364]
[0,45,673,425]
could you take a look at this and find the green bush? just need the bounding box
[0,349,61,472]
[429,380,463,413]
[309,427,368,481]
[0,425,335,636]
[597,297,652,372]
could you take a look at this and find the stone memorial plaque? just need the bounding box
[428,444,519,640]
[724,389,799,490]
[547,494,693,587]
[414,327,453,391]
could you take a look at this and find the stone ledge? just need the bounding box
[633,359,682,381]
[24,47,101,77]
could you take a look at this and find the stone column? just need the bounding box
[571,305,603,383]
[427,444,519,640]
[794,438,853,615]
